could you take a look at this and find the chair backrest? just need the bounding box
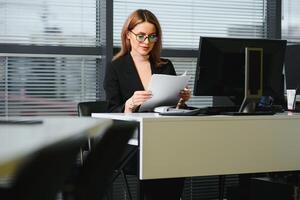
[12,135,87,200]
[77,101,108,116]
[73,120,138,200]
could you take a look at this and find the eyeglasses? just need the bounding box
[130,31,158,43]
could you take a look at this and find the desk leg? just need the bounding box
[137,143,144,200]
[219,175,225,200]
[137,122,144,200]
[137,179,145,200]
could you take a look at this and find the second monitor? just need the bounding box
[194,36,287,112]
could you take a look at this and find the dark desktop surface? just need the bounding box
[196,105,283,116]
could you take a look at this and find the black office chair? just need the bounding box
[77,101,109,117]
[0,135,86,200]
[65,120,138,200]
[76,101,135,200]
[77,101,109,152]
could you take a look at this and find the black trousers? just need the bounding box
[124,145,184,200]
[141,178,184,200]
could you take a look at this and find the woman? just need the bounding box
[104,9,190,113]
[104,9,190,199]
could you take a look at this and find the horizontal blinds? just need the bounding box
[282,0,300,43]
[0,55,103,116]
[114,0,267,49]
[0,0,99,47]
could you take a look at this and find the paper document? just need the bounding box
[139,72,190,112]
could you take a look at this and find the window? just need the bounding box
[0,0,107,116]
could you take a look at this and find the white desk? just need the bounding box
[0,117,112,177]
[92,112,300,180]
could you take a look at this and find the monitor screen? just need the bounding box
[193,36,287,106]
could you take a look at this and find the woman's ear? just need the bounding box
[126,31,131,40]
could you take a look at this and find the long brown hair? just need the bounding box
[113,9,164,67]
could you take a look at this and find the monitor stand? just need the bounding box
[238,47,263,114]
[239,98,257,113]
[214,47,275,115]
[229,47,276,115]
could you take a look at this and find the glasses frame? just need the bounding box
[130,31,158,43]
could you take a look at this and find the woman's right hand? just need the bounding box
[125,90,152,113]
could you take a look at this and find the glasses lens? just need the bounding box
[148,35,158,42]
[136,34,146,42]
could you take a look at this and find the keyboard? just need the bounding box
[158,107,203,116]
[158,106,240,116]
[157,105,282,116]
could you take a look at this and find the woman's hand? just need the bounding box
[179,87,191,102]
[176,87,191,109]
[125,90,152,113]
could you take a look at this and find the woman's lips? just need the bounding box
[140,46,149,51]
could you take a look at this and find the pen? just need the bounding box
[176,98,184,109]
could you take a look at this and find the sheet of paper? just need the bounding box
[139,72,190,112]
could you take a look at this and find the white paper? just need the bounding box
[139,72,190,112]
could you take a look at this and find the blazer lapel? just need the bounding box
[124,54,145,91]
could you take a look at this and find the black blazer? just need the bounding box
[104,53,176,112]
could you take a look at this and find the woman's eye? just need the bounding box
[137,35,145,41]
[149,35,158,41]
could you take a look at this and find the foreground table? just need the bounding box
[0,116,112,177]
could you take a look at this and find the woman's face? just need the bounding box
[127,22,157,56]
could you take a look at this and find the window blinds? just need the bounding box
[282,0,300,43]
[0,0,98,46]
[114,0,267,49]
[0,55,103,116]
[0,0,104,116]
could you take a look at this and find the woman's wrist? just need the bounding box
[125,97,136,113]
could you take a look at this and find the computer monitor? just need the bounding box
[194,36,287,111]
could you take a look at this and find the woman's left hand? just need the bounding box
[179,87,191,102]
